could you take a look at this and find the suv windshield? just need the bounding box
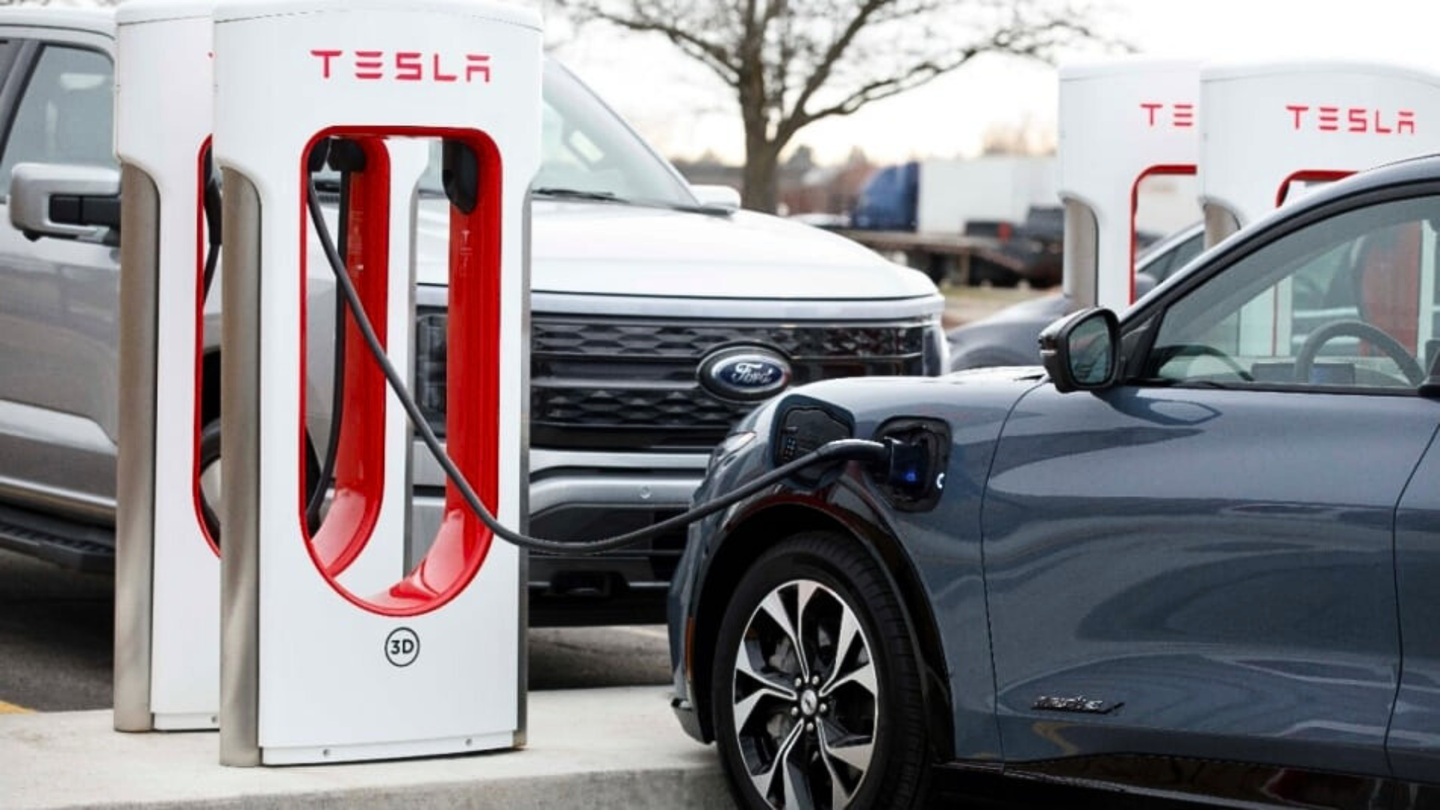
[415,60,695,207]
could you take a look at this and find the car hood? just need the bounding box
[415,198,938,300]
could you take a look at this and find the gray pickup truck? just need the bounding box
[0,8,947,624]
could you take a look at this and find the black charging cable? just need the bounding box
[303,139,369,531]
[201,146,222,299]
[303,179,891,554]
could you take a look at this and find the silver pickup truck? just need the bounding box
[0,8,946,624]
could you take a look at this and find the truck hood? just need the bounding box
[415,198,938,300]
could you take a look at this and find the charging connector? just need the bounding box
[869,419,949,512]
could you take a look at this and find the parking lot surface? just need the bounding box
[0,546,1213,809]
[0,548,670,713]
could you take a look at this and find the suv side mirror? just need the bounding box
[691,184,740,213]
[10,162,120,243]
[1039,307,1120,393]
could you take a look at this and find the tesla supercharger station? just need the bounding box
[1201,61,1440,244]
[1058,58,1201,312]
[1200,61,1440,361]
[113,0,219,733]
[215,0,539,765]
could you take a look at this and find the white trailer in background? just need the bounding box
[1200,61,1440,363]
[915,156,1057,234]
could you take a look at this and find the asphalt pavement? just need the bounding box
[0,547,1204,809]
[0,548,670,713]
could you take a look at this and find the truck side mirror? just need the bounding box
[1039,307,1120,393]
[10,162,120,243]
[691,184,740,213]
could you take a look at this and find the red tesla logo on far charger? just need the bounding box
[310,49,491,83]
[1139,102,1196,129]
[1286,105,1416,135]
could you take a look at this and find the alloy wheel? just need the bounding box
[730,578,879,809]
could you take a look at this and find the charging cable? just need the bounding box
[304,180,891,554]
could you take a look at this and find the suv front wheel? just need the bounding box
[711,532,931,810]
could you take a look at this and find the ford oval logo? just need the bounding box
[698,346,793,403]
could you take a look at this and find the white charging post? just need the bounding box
[1201,60,1440,359]
[1058,59,1202,312]
[1201,60,1440,244]
[215,0,540,766]
[113,0,218,733]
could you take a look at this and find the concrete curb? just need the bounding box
[0,687,733,809]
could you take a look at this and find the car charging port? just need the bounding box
[870,418,950,511]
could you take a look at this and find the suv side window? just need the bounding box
[0,45,114,199]
[1147,195,1440,391]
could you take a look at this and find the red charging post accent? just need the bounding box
[1129,164,1197,304]
[193,137,220,555]
[1275,169,1354,207]
[384,131,501,611]
[307,136,391,577]
[297,128,503,617]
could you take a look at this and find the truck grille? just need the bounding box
[415,309,933,451]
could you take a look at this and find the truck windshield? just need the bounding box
[415,60,696,208]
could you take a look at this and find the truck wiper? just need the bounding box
[532,186,624,203]
[533,186,732,217]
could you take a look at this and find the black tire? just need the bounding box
[711,531,931,810]
[197,419,222,543]
[196,418,322,544]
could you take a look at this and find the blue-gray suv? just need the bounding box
[669,154,1440,809]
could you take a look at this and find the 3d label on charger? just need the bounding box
[384,628,420,668]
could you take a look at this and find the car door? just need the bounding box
[982,189,1440,781]
[0,33,120,522]
[1390,432,1440,783]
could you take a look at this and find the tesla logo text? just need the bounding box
[310,49,491,83]
[1286,105,1416,135]
[1139,102,1195,129]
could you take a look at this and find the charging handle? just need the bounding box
[869,419,949,512]
[442,139,479,214]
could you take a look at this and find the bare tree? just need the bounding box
[980,115,1057,156]
[560,0,1108,211]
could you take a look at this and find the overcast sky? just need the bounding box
[548,0,1440,165]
